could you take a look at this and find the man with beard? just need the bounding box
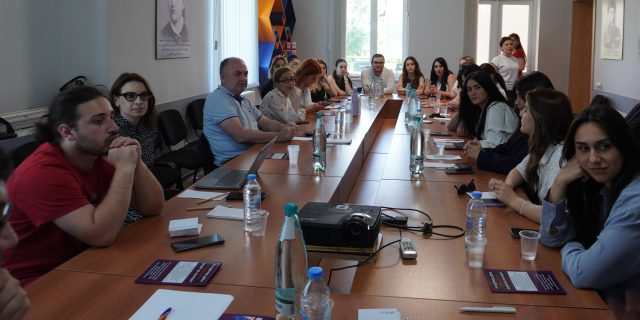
[2,87,163,286]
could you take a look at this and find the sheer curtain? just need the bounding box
[219,0,259,87]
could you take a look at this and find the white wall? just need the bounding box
[0,0,211,115]
[536,0,572,93]
[107,0,211,104]
[592,0,640,111]
[0,0,106,113]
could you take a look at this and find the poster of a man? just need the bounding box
[156,0,191,59]
[600,0,624,60]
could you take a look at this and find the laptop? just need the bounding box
[193,136,277,190]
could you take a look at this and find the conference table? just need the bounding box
[24,96,613,319]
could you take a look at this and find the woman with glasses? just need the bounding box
[329,58,353,96]
[260,55,288,99]
[396,56,425,95]
[0,149,30,320]
[261,67,304,124]
[109,73,159,226]
[539,105,640,318]
[488,89,574,223]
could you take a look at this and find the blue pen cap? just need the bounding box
[247,174,256,181]
[307,266,323,279]
[284,202,298,217]
[472,191,482,199]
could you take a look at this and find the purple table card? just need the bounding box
[483,269,566,294]
[219,315,275,320]
[135,259,221,286]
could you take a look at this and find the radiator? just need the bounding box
[1,107,48,136]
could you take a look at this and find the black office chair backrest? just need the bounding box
[157,109,188,147]
[11,140,40,168]
[0,117,17,140]
[199,133,216,174]
[186,99,205,131]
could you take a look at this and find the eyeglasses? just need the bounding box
[454,179,476,195]
[0,201,12,230]
[277,78,296,84]
[119,91,153,102]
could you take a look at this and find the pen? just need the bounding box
[158,307,172,320]
[459,306,516,314]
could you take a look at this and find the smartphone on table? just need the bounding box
[171,234,225,252]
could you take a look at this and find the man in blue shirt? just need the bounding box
[204,57,296,167]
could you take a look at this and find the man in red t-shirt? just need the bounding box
[2,87,164,286]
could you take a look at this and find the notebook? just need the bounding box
[193,137,277,190]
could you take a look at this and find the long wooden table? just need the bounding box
[23,97,613,319]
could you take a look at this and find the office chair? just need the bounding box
[0,117,18,140]
[10,140,40,167]
[198,133,217,175]
[186,98,205,134]
[155,109,203,184]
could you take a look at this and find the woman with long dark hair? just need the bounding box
[427,57,456,98]
[329,58,353,96]
[540,104,640,318]
[397,56,425,95]
[461,71,518,148]
[466,71,555,175]
[488,89,574,223]
[509,33,527,79]
[447,64,481,136]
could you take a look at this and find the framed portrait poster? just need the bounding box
[156,0,191,59]
[600,0,624,60]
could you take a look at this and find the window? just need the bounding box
[476,0,535,71]
[345,0,406,74]
[210,0,259,90]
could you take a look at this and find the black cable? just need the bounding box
[327,237,401,286]
[326,206,464,285]
[380,206,465,238]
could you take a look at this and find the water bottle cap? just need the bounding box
[414,115,421,121]
[471,191,482,199]
[307,266,324,279]
[284,202,298,217]
[316,112,324,118]
[247,174,256,180]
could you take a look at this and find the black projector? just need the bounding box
[298,202,381,249]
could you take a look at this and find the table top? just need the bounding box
[22,95,611,319]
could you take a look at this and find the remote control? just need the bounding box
[399,237,417,259]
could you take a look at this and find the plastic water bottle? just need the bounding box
[312,113,327,172]
[275,203,308,317]
[368,75,375,108]
[243,174,261,232]
[409,115,424,175]
[351,89,360,117]
[466,191,487,237]
[300,267,332,320]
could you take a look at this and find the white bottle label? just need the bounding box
[279,217,296,241]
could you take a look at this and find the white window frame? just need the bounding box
[210,0,259,91]
[478,0,537,71]
[341,0,408,76]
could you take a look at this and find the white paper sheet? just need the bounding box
[129,289,233,320]
[177,189,226,200]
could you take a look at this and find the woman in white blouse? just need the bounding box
[488,89,574,223]
[491,36,519,105]
[261,67,304,124]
